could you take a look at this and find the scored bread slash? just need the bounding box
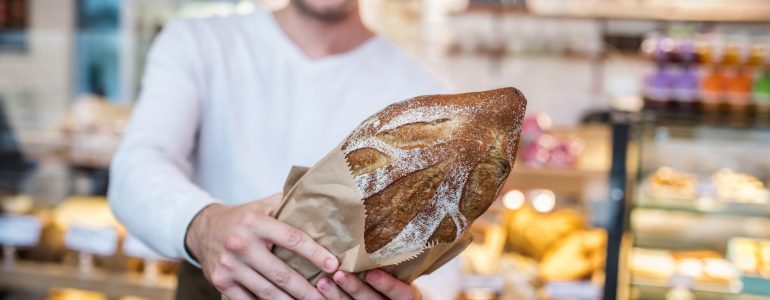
[271,87,527,284]
[342,87,527,261]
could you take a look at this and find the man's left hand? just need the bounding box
[316,269,421,300]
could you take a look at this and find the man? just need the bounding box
[109,0,460,299]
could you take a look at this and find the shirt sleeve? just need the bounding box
[108,19,217,264]
[412,257,463,300]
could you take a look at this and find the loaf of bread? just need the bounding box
[341,88,527,258]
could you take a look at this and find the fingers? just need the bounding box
[365,270,419,300]
[332,271,384,300]
[221,284,257,300]
[239,246,324,300]
[317,277,352,300]
[249,215,339,273]
[214,252,292,300]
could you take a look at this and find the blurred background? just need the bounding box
[0,0,769,299]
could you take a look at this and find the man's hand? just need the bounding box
[185,193,339,300]
[316,270,422,300]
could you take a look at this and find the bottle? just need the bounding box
[722,35,748,66]
[748,42,766,67]
[673,66,699,111]
[754,67,770,121]
[645,65,674,110]
[724,66,753,117]
[700,66,725,113]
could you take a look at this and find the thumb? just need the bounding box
[254,193,283,216]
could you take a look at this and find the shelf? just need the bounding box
[631,280,770,300]
[0,261,176,300]
[512,164,607,179]
[632,276,738,295]
[504,164,607,198]
[635,196,770,219]
[527,0,770,23]
[637,110,770,131]
[462,2,770,23]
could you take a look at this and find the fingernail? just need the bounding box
[324,258,338,272]
[366,270,380,283]
[333,271,346,283]
[317,278,329,291]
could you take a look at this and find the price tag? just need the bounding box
[460,275,504,291]
[64,225,118,256]
[0,215,42,247]
[545,281,601,300]
[122,234,170,261]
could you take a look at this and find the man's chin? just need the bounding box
[310,0,348,9]
[293,0,356,22]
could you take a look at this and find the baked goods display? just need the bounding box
[642,167,770,205]
[729,238,770,278]
[461,206,604,299]
[502,206,606,282]
[712,169,769,203]
[630,248,738,285]
[504,206,584,260]
[342,87,526,258]
[539,229,606,281]
[629,248,676,280]
[644,167,698,200]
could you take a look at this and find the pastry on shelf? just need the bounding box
[504,206,584,259]
[644,167,698,200]
[729,238,770,278]
[712,169,769,203]
[759,241,770,277]
[497,253,539,300]
[53,196,123,231]
[732,238,760,274]
[46,288,107,300]
[539,229,607,281]
[632,248,738,285]
[0,194,33,214]
[671,252,736,285]
[461,221,507,275]
[630,248,676,280]
[702,258,739,284]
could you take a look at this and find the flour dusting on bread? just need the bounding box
[342,88,527,258]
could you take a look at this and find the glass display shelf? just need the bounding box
[604,111,770,300]
[634,194,770,219]
[631,282,770,300]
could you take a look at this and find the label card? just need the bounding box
[122,234,170,261]
[545,281,601,300]
[64,225,118,256]
[0,215,42,247]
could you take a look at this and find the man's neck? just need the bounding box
[272,4,374,60]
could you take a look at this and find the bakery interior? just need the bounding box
[1,0,770,299]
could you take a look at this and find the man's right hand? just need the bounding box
[185,193,338,300]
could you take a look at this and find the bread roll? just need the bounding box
[342,88,527,257]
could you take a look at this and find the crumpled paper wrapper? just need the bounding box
[272,143,473,284]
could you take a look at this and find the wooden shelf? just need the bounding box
[462,1,770,23]
[504,164,607,198]
[0,261,176,300]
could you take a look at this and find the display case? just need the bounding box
[612,112,770,300]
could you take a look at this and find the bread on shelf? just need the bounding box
[712,169,768,203]
[644,167,698,200]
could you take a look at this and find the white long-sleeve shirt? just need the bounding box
[108,9,460,299]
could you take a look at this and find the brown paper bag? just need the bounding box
[271,144,473,284]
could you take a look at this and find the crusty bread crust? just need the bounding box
[342,88,527,255]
